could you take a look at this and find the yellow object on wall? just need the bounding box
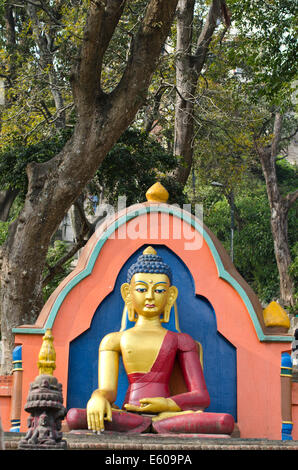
[146,182,169,203]
[37,329,56,375]
[263,301,290,329]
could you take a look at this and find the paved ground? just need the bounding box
[4,431,298,451]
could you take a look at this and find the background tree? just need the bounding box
[173,0,230,185]
[253,112,298,308]
[0,0,180,374]
[95,128,185,207]
[39,128,185,300]
[223,0,297,309]
[184,0,298,309]
[0,0,297,375]
[194,161,297,306]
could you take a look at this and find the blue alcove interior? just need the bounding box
[67,244,237,420]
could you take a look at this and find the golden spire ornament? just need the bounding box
[146,182,169,203]
[143,246,157,256]
[37,329,56,376]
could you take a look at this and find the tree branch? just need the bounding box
[144,84,170,133]
[285,190,298,211]
[42,237,86,287]
[111,0,179,110]
[26,1,66,128]
[42,196,110,287]
[72,0,126,109]
[193,0,229,74]
[42,197,91,287]
[271,111,283,158]
[279,126,298,145]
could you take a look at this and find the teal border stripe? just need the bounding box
[13,205,291,343]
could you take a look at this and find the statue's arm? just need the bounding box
[170,334,210,411]
[97,332,121,403]
[87,332,121,431]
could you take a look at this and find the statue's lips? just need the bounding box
[145,304,155,308]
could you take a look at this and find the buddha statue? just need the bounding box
[66,247,235,436]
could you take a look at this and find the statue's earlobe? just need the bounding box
[120,283,130,303]
[121,283,136,322]
[162,286,178,323]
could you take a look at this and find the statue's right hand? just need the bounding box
[86,391,112,432]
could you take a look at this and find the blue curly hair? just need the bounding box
[127,247,172,284]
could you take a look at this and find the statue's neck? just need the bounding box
[135,314,163,330]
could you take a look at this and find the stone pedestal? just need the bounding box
[18,374,67,450]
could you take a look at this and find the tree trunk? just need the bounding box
[0,0,179,374]
[270,201,294,307]
[257,113,297,308]
[174,0,227,185]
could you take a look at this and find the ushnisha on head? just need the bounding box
[126,246,173,284]
[121,247,178,323]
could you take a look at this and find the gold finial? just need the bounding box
[38,329,56,376]
[143,246,157,255]
[263,301,290,329]
[146,182,169,203]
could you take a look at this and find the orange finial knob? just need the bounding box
[143,246,157,255]
[146,182,169,203]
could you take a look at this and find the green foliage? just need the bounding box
[276,159,298,198]
[0,220,9,245]
[184,2,298,305]
[193,160,297,305]
[289,242,298,284]
[42,240,74,302]
[95,128,187,207]
[101,0,149,93]
[0,0,83,149]
[40,129,186,300]
[203,186,279,303]
[0,129,72,198]
[226,0,298,105]
[289,242,298,315]
[0,194,23,245]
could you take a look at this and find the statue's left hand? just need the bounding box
[124,397,180,413]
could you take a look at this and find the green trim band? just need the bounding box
[13,205,292,343]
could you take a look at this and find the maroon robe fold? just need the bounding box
[123,330,210,411]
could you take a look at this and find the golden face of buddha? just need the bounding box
[121,272,178,323]
[130,273,170,317]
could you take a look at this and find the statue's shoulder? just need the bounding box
[99,331,123,352]
[176,331,197,352]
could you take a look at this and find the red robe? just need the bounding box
[123,330,210,411]
[66,330,234,435]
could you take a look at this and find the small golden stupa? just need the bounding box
[37,329,56,376]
